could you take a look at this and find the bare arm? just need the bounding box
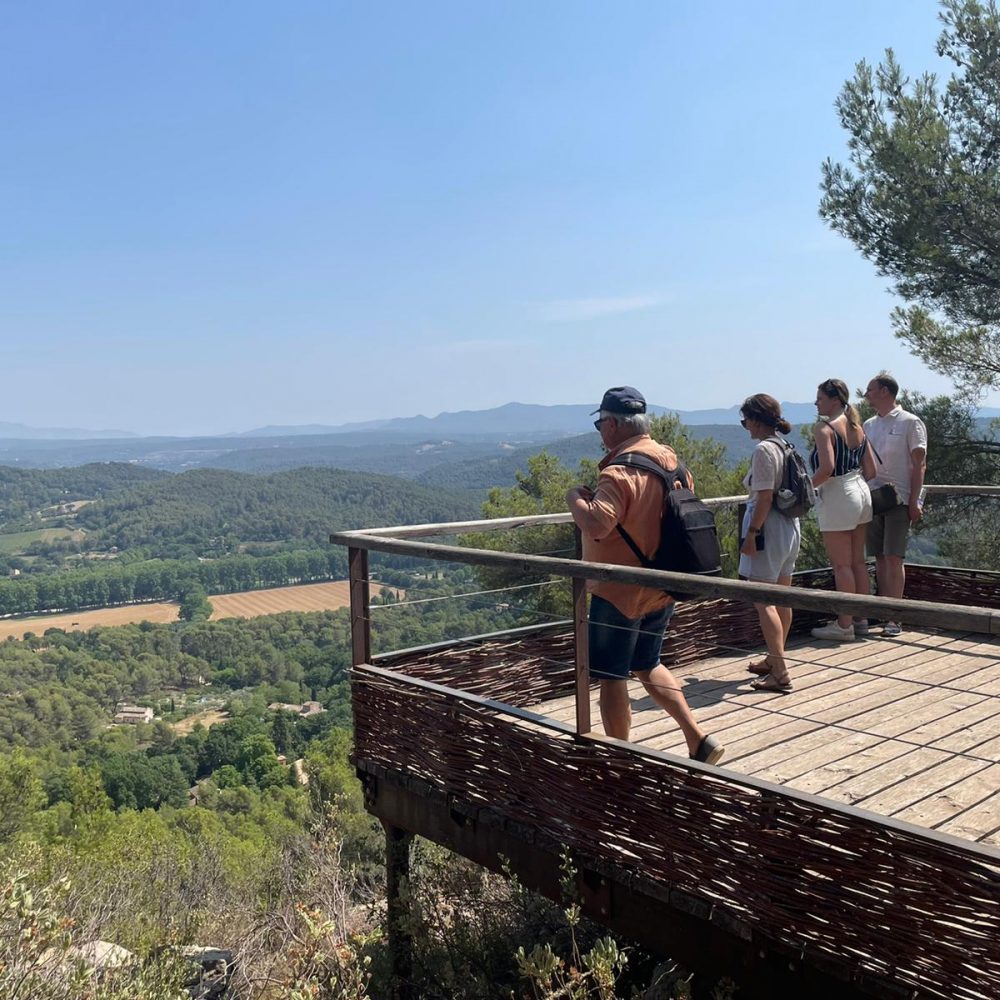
[908,447,927,522]
[861,437,877,481]
[740,489,773,556]
[810,424,836,489]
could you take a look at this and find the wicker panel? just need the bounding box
[376,628,577,707]
[380,581,833,704]
[353,670,1000,1000]
[376,566,997,710]
[905,565,1000,609]
[376,598,768,705]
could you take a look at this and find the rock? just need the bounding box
[176,945,236,998]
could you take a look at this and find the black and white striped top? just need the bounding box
[810,429,868,476]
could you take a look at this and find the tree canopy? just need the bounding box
[820,0,1000,398]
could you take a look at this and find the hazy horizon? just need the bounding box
[4,396,1000,443]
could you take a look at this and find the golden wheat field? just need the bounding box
[208,580,401,620]
[0,602,182,640]
[0,580,403,640]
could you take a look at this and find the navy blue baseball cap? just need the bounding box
[591,386,647,415]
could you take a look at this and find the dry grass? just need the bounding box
[0,580,403,640]
[0,602,181,640]
[171,707,229,735]
[208,581,402,620]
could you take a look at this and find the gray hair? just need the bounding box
[602,409,651,435]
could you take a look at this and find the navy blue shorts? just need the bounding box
[588,594,675,680]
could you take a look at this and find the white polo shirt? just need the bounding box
[863,406,928,504]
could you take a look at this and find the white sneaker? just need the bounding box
[882,621,902,637]
[811,621,857,642]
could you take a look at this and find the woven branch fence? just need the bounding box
[374,565,998,707]
[353,667,1000,1000]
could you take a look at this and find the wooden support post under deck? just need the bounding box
[573,576,591,735]
[348,546,371,666]
[383,822,414,1000]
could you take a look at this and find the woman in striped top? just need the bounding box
[808,378,877,642]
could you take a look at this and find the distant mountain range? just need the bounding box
[236,401,843,438]
[5,400,999,442]
[0,421,137,440]
[235,399,1000,437]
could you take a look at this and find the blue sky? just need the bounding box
[4,0,994,435]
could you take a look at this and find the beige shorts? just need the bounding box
[866,504,910,559]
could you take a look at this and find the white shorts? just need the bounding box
[816,469,872,532]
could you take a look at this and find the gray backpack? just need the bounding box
[772,438,816,518]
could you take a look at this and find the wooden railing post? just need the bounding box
[348,546,371,666]
[573,576,591,735]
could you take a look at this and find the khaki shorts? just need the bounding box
[866,504,910,559]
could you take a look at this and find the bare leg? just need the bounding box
[876,554,906,600]
[850,524,870,598]
[777,602,793,645]
[634,664,704,756]
[751,573,793,677]
[599,679,631,741]
[822,529,857,629]
[753,603,791,683]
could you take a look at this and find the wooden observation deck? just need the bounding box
[332,486,1000,1000]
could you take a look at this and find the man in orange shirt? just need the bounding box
[566,386,724,764]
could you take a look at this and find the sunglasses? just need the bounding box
[739,417,748,428]
[593,418,608,431]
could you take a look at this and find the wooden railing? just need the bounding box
[333,484,1000,738]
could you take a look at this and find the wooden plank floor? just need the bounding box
[533,627,1000,846]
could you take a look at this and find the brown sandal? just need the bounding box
[750,672,793,693]
[747,657,771,676]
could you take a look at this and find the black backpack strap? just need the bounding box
[606,451,682,490]
[614,523,649,567]
[604,452,684,568]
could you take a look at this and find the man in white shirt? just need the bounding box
[863,372,928,637]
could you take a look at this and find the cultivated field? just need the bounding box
[0,527,81,555]
[0,601,181,640]
[208,580,402,620]
[0,580,403,640]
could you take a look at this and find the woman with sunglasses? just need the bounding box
[808,378,878,642]
[738,394,801,692]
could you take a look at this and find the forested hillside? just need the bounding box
[75,467,478,556]
[0,463,479,617]
[0,580,515,753]
[0,463,167,529]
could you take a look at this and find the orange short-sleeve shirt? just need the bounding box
[579,434,684,619]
